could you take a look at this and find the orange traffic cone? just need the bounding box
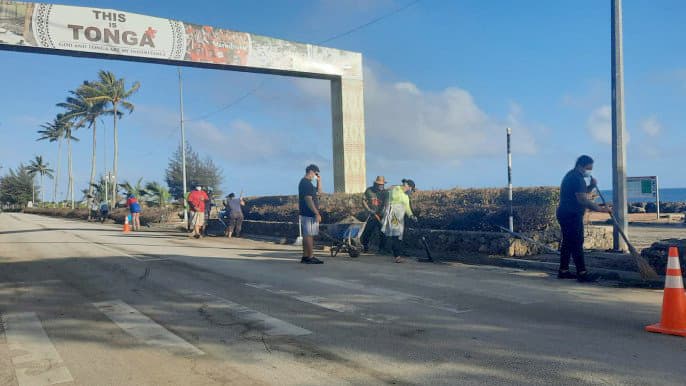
[645,246,686,337]
[123,215,131,233]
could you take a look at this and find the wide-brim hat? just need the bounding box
[374,175,386,184]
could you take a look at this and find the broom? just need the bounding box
[594,186,658,280]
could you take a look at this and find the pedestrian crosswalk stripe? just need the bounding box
[244,283,395,324]
[4,312,74,386]
[245,283,356,313]
[199,292,312,336]
[313,277,470,315]
[93,300,204,356]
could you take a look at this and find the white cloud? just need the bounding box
[368,68,538,161]
[132,105,312,165]
[292,67,539,165]
[640,116,661,137]
[587,105,611,144]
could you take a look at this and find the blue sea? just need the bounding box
[599,188,686,203]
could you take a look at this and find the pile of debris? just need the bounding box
[641,239,686,276]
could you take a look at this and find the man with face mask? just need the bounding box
[557,155,612,282]
[361,176,387,253]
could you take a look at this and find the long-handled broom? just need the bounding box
[594,186,658,280]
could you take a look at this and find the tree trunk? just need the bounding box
[41,174,44,206]
[88,120,97,218]
[54,138,61,204]
[68,136,74,209]
[111,106,118,208]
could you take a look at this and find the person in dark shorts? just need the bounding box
[298,164,323,264]
[557,155,612,282]
[99,200,109,223]
[361,175,387,253]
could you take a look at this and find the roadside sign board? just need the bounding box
[627,176,657,199]
[627,176,660,218]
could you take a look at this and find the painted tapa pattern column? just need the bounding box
[331,77,366,193]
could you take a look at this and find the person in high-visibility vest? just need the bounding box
[381,179,416,263]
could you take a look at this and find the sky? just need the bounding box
[0,0,684,200]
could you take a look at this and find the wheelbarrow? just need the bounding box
[321,216,368,258]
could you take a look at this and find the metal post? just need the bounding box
[178,68,188,224]
[507,127,514,232]
[655,176,660,220]
[611,0,628,251]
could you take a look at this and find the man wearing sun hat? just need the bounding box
[361,175,387,253]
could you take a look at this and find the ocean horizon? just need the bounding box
[599,187,686,203]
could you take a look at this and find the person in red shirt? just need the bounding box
[187,184,209,239]
[126,193,142,231]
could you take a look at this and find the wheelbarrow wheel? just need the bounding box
[348,248,360,258]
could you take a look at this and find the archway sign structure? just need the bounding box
[0,1,367,193]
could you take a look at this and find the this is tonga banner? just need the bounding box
[0,1,362,79]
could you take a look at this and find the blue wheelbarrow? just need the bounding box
[321,216,368,258]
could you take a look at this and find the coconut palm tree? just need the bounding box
[81,71,140,208]
[36,120,63,204]
[57,85,109,206]
[54,114,78,208]
[27,155,54,206]
[144,181,171,208]
[118,178,146,199]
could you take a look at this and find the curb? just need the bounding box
[443,254,664,287]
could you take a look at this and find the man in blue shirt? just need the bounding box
[557,155,611,282]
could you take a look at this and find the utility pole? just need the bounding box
[611,0,628,251]
[506,127,514,232]
[178,68,188,224]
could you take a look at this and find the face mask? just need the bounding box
[311,175,318,187]
[196,187,202,191]
[582,170,592,178]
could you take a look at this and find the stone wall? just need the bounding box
[240,220,613,257]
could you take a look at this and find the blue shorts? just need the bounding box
[130,203,141,213]
[299,216,319,237]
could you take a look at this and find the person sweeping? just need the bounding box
[557,155,611,282]
[381,179,416,263]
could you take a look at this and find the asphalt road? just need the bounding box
[1,213,685,385]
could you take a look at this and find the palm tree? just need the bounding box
[118,178,146,199]
[55,114,78,208]
[144,181,171,208]
[37,120,63,204]
[27,156,54,206]
[58,85,109,206]
[81,71,140,207]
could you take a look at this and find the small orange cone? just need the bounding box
[123,215,131,233]
[645,246,686,337]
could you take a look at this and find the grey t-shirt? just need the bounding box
[228,198,243,216]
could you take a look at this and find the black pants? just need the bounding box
[388,236,404,258]
[361,216,385,250]
[557,211,586,273]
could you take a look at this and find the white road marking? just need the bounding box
[93,300,204,356]
[313,277,470,315]
[245,283,356,312]
[198,292,312,336]
[244,283,394,324]
[3,312,74,386]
